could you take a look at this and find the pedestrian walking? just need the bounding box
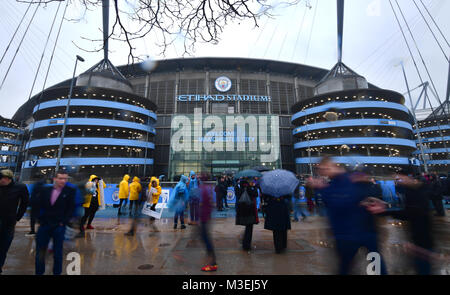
[263,193,291,253]
[118,174,130,216]
[32,169,76,275]
[0,169,29,274]
[188,171,200,225]
[147,176,161,232]
[307,157,388,275]
[387,170,436,274]
[429,174,445,216]
[235,178,259,251]
[198,174,217,272]
[79,175,105,233]
[169,175,189,229]
[26,178,48,237]
[292,184,307,222]
[217,176,228,211]
[128,176,142,217]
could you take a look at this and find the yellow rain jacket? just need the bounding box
[118,174,130,200]
[149,177,162,205]
[84,174,106,208]
[129,176,142,201]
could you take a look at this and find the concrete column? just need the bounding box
[237,71,241,113]
[205,70,210,114]
[266,72,271,114]
[174,71,180,113]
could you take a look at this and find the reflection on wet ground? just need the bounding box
[3,210,450,275]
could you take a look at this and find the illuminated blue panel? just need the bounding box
[26,137,155,149]
[0,138,21,145]
[0,162,16,167]
[22,157,154,168]
[412,148,450,154]
[418,136,450,143]
[291,101,410,122]
[295,156,414,165]
[425,160,450,165]
[28,118,156,134]
[33,99,157,121]
[294,137,417,149]
[0,150,19,156]
[0,126,24,134]
[293,119,412,135]
[415,125,450,133]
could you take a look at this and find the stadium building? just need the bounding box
[13,57,414,181]
[291,62,417,175]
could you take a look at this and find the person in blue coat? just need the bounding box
[169,175,189,229]
[307,157,387,275]
[188,171,201,225]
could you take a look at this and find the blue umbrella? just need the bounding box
[260,169,299,198]
[234,169,262,179]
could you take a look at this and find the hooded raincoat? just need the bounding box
[149,177,162,204]
[119,174,130,200]
[188,171,200,200]
[168,175,189,211]
[83,174,106,208]
[129,177,142,201]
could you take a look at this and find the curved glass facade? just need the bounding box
[0,117,23,170]
[20,86,157,182]
[291,89,417,175]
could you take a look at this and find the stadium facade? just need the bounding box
[10,57,426,181]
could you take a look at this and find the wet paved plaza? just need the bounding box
[2,207,450,275]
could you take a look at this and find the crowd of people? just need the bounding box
[0,157,448,274]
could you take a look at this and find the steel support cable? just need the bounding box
[290,5,308,60]
[389,0,425,85]
[304,0,318,63]
[420,0,450,48]
[18,1,69,180]
[0,2,40,92]
[0,1,32,65]
[412,0,448,62]
[395,0,444,108]
[27,2,62,102]
[278,4,301,60]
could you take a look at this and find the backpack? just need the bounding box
[238,189,252,206]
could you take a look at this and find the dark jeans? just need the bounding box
[80,201,99,231]
[223,194,229,208]
[0,221,15,273]
[243,224,253,250]
[431,198,445,216]
[273,230,288,253]
[190,198,200,222]
[216,193,223,210]
[335,236,387,275]
[35,224,65,275]
[174,208,185,225]
[118,199,127,214]
[200,222,216,264]
[129,200,139,216]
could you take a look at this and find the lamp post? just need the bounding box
[54,55,84,174]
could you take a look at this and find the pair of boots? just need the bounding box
[174,223,186,229]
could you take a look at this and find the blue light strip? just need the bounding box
[0,150,19,156]
[295,156,414,165]
[415,124,450,133]
[418,136,450,143]
[0,162,16,167]
[291,101,411,122]
[424,160,450,165]
[412,148,450,154]
[294,137,417,149]
[33,99,157,121]
[0,126,24,134]
[293,119,412,135]
[28,118,156,134]
[0,138,21,145]
[22,157,154,168]
[25,137,155,150]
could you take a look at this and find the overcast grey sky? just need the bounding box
[0,0,449,119]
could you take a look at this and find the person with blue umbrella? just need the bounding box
[260,169,299,254]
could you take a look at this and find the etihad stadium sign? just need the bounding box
[177,94,271,102]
